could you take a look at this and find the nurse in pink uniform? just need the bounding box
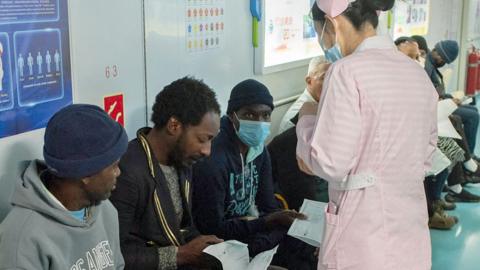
[296,0,438,269]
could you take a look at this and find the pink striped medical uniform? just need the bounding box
[296,36,438,270]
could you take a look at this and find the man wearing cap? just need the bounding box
[0,104,127,269]
[192,79,314,269]
[423,40,480,202]
[425,40,459,97]
[425,40,479,153]
[110,77,223,270]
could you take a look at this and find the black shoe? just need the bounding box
[445,189,480,203]
[464,172,480,184]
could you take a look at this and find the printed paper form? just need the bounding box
[288,199,327,247]
[437,99,461,139]
[203,240,278,270]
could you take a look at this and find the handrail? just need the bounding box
[274,94,301,107]
[468,35,480,42]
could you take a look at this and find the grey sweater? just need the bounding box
[0,160,125,270]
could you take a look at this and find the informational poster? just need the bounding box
[185,0,225,53]
[0,0,72,139]
[393,0,430,40]
[263,0,321,68]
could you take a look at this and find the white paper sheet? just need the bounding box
[247,246,279,270]
[437,99,461,139]
[437,99,457,121]
[287,199,327,247]
[427,147,452,176]
[462,97,473,105]
[203,240,278,270]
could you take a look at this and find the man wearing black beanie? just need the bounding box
[192,79,315,269]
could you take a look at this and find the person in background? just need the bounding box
[0,104,127,269]
[425,39,479,154]
[192,79,316,269]
[270,57,330,210]
[422,39,480,202]
[394,36,420,60]
[396,36,460,229]
[110,77,223,270]
[411,35,429,64]
[279,56,330,134]
[296,0,437,268]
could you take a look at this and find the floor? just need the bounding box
[430,184,480,270]
[431,99,480,270]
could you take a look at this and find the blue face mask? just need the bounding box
[319,22,343,63]
[234,114,271,147]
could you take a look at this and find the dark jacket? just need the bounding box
[425,53,452,99]
[192,116,281,255]
[110,128,199,269]
[268,115,329,211]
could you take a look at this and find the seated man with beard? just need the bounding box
[110,77,223,270]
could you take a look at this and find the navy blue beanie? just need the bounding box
[434,40,459,64]
[43,104,128,179]
[227,79,274,114]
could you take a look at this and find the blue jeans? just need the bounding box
[425,169,448,217]
[453,105,479,153]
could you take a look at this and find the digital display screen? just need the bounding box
[263,0,322,68]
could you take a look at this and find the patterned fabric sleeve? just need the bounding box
[157,246,177,270]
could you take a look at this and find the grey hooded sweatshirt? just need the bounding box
[0,160,125,270]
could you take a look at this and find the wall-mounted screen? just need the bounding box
[255,0,322,74]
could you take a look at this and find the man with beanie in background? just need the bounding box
[425,40,479,153]
[0,104,127,270]
[423,39,480,202]
[110,77,223,270]
[192,79,316,269]
[425,39,460,97]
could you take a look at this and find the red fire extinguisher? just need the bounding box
[477,50,480,93]
[466,48,478,95]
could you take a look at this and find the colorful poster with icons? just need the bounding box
[186,0,225,53]
[0,0,72,139]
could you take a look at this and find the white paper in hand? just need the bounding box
[288,199,327,247]
[247,245,279,270]
[203,240,278,270]
[437,99,461,139]
[427,147,451,176]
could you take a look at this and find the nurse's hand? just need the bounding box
[297,156,315,175]
[298,102,318,119]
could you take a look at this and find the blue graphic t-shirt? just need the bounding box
[192,116,280,242]
[226,162,259,217]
